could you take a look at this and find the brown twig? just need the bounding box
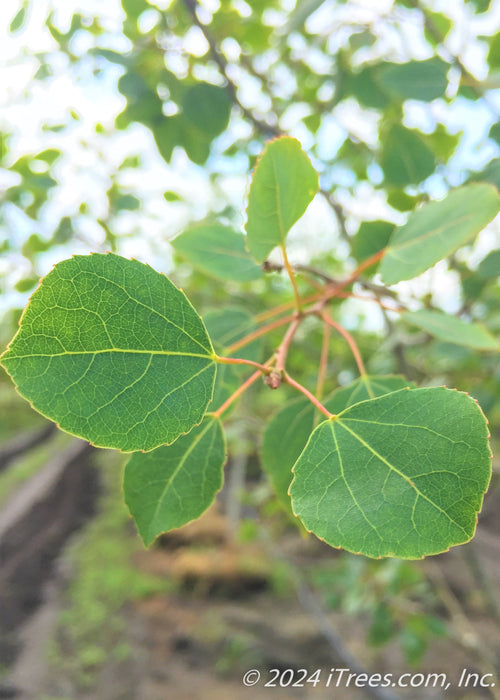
[320,186,351,243]
[316,320,330,400]
[182,0,281,137]
[321,311,367,377]
[182,0,354,247]
[283,372,334,418]
[274,315,302,373]
[216,355,273,374]
[225,314,295,354]
[212,369,264,418]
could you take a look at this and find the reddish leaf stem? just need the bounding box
[225,314,295,354]
[216,355,272,374]
[255,249,387,323]
[321,311,367,377]
[283,373,334,419]
[274,315,302,372]
[316,320,330,400]
[281,245,303,313]
[212,370,262,418]
[335,291,406,312]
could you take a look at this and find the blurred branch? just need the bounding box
[407,0,498,118]
[183,0,352,244]
[424,560,500,698]
[264,260,399,301]
[319,187,351,244]
[257,525,400,700]
[182,0,280,137]
[461,542,500,629]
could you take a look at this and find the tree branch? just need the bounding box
[182,0,281,137]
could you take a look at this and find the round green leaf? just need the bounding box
[261,376,414,514]
[402,310,499,351]
[171,223,262,282]
[380,184,500,285]
[290,387,492,559]
[245,136,319,262]
[124,415,226,546]
[1,254,216,452]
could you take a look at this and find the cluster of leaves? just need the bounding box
[1,137,496,561]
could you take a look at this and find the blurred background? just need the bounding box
[1,0,500,698]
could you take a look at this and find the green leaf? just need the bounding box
[345,65,392,110]
[164,191,182,202]
[124,415,226,546]
[477,249,500,279]
[182,83,231,138]
[153,118,180,163]
[423,124,461,163]
[10,3,28,33]
[1,254,216,452]
[351,221,394,264]
[245,137,319,262]
[387,189,420,212]
[261,376,413,514]
[380,184,500,284]
[376,58,449,102]
[290,387,491,559]
[423,12,452,46]
[122,0,151,20]
[402,309,499,351]
[35,148,61,165]
[489,122,500,145]
[261,397,315,515]
[15,277,39,293]
[171,224,262,282]
[468,0,491,11]
[380,125,436,186]
[488,32,500,70]
[468,158,500,189]
[326,376,416,410]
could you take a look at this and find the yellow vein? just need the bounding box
[4,349,213,360]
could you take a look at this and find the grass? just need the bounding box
[46,449,174,692]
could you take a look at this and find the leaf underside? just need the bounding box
[124,414,226,546]
[380,183,500,284]
[402,309,499,351]
[1,254,216,452]
[289,387,491,559]
[171,223,262,282]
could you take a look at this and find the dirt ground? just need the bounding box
[26,494,500,700]
[2,445,500,700]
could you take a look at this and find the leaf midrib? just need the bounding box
[74,269,211,354]
[3,348,214,361]
[387,212,475,258]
